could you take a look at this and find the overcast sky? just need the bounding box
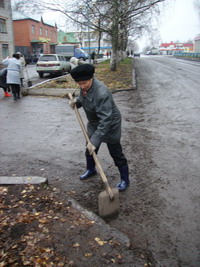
[159,0,199,42]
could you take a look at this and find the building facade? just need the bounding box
[58,30,112,55]
[159,41,194,55]
[0,0,14,68]
[12,11,58,63]
[194,36,200,53]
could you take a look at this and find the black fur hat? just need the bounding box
[71,64,95,82]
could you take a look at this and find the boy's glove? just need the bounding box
[69,98,77,109]
[87,141,96,155]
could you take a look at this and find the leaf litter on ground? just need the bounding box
[0,184,132,266]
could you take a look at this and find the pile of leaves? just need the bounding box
[35,58,133,91]
[0,184,133,266]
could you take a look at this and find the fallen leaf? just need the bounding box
[72,243,80,248]
[95,237,107,246]
[85,253,92,257]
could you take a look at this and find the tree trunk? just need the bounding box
[110,49,117,71]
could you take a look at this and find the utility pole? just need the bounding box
[87,0,91,64]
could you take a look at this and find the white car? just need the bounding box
[36,54,71,78]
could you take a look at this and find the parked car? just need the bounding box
[36,54,71,78]
[134,51,141,57]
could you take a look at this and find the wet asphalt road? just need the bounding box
[0,56,200,266]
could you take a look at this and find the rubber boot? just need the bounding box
[116,165,130,192]
[13,93,17,100]
[80,155,96,180]
[16,87,21,99]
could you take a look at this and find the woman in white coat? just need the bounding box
[16,52,26,87]
[2,54,22,100]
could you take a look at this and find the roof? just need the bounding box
[183,43,194,47]
[12,11,57,27]
[160,42,194,48]
[160,41,175,47]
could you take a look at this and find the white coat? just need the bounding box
[2,57,21,85]
[19,56,26,79]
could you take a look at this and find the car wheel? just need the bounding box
[39,72,43,78]
[59,70,64,76]
[68,66,72,73]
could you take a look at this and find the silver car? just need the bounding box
[36,54,71,78]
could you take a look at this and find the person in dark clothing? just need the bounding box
[69,64,130,192]
[0,68,11,97]
[90,51,96,64]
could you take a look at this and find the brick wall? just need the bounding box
[13,17,57,56]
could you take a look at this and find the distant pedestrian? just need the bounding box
[106,51,109,58]
[16,52,26,87]
[109,51,112,57]
[0,68,11,97]
[90,51,96,64]
[2,54,22,100]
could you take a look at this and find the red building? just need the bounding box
[12,11,58,62]
[159,41,194,55]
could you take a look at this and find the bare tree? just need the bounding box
[12,0,166,70]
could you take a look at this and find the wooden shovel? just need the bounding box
[68,93,119,218]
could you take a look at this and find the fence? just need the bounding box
[174,52,200,59]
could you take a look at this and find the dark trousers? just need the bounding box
[85,141,127,168]
[10,84,20,97]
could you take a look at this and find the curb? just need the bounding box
[26,87,76,97]
[69,197,131,248]
[0,176,48,185]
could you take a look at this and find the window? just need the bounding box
[2,44,9,58]
[0,0,4,8]
[32,25,35,34]
[45,29,48,37]
[39,55,57,61]
[0,18,7,33]
[40,27,43,35]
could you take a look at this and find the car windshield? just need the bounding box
[39,55,57,61]
[76,48,84,53]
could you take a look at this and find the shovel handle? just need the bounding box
[68,93,114,200]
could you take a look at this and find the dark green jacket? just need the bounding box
[76,78,121,147]
[0,68,7,89]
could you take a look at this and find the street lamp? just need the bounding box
[87,0,91,64]
[80,0,96,64]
